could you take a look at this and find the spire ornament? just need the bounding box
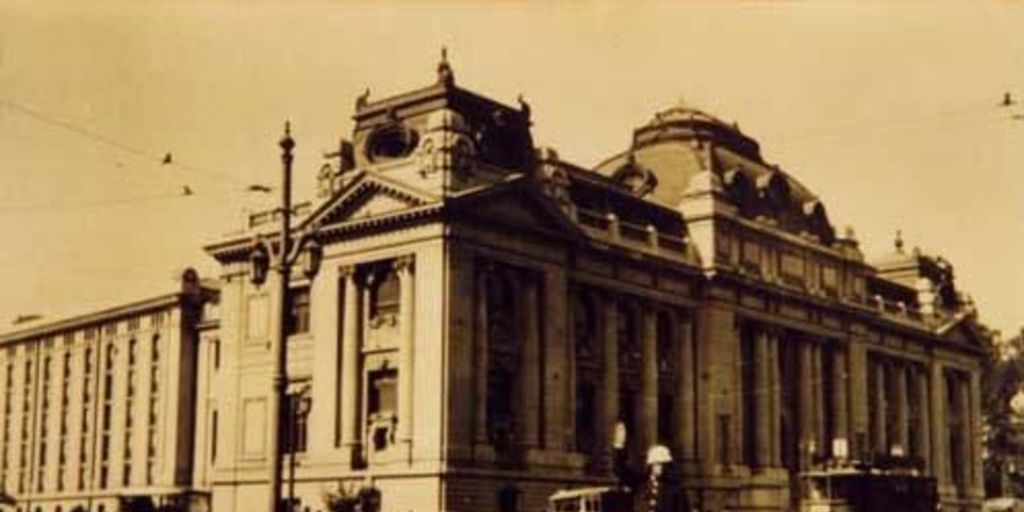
[437,46,455,88]
[895,230,904,252]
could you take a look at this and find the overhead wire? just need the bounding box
[765,96,1023,150]
[0,97,253,187]
[0,92,1018,215]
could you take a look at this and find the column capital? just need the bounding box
[392,255,415,273]
[338,264,357,279]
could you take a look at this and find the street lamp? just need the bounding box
[249,122,323,512]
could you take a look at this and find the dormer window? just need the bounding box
[612,153,658,197]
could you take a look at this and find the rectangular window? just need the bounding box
[367,370,397,452]
[213,339,221,370]
[211,410,218,462]
[286,287,311,336]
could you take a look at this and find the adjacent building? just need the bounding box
[198,58,991,512]
[0,270,216,512]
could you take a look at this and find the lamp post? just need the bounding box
[250,122,323,512]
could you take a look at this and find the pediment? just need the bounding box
[451,180,582,239]
[938,313,990,349]
[302,172,437,229]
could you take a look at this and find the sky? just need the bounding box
[0,1,1022,335]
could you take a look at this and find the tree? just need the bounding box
[984,329,1024,497]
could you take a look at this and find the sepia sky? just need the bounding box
[0,1,1022,335]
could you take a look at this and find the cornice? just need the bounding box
[0,292,183,345]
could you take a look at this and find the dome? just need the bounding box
[645,100,734,130]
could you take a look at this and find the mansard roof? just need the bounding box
[594,102,835,246]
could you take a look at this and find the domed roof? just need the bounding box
[631,99,761,160]
[595,100,837,246]
[644,100,734,129]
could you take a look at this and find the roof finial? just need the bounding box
[518,93,531,120]
[437,46,455,88]
[895,229,904,252]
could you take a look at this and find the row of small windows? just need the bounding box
[0,332,164,494]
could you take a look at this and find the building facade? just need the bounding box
[0,270,216,512]
[198,59,990,512]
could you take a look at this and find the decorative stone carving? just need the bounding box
[417,108,476,181]
[535,147,576,220]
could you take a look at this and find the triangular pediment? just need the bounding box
[302,171,437,229]
[450,179,583,239]
[938,313,990,350]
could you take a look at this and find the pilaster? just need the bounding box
[309,265,341,455]
[600,293,619,469]
[930,360,948,483]
[754,327,771,470]
[395,256,416,458]
[674,313,695,465]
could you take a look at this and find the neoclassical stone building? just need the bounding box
[199,58,990,512]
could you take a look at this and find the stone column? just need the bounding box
[473,270,490,447]
[957,375,971,491]
[812,344,825,455]
[929,361,948,483]
[894,363,909,455]
[338,266,362,464]
[600,294,619,469]
[641,305,658,452]
[541,268,568,453]
[847,339,869,459]
[768,330,782,467]
[970,371,984,496]
[916,367,931,471]
[519,274,541,449]
[831,346,849,458]
[395,257,416,452]
[799,341,814,469]
[675,314,695,464]
[754,327,771,469]
[872,359,887,455]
